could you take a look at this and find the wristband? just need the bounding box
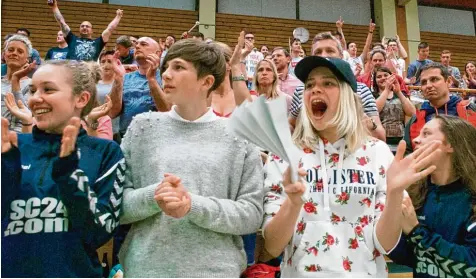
[232,75,246,82]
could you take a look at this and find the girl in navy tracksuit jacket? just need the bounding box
[389,115,476,278]
[1,60,124,277]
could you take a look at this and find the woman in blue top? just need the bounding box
[389,115,476,278]
[1,60,124,277]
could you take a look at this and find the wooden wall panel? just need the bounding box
[420,31,476,71]
[1,0,198,58]
[418,0,476,10]
[215,13,380,57]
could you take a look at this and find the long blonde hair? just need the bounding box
[253,59,280,99]
[293,81,370,152]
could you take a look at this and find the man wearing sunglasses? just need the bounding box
[241,32,264,89]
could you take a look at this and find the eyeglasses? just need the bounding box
[245,37,254,40]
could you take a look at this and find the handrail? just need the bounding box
[408,86,476,98]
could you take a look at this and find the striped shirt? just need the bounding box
[290,82,378,118]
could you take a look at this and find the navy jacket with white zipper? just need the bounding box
[2,127,125,277]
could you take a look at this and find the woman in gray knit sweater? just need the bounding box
[118,39,264,277]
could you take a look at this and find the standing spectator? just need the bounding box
[271,47,303,98]
[288,32,386,141]
[1,35,34,132]
[129,35,138,45]
[260,45,269,57]
[389,115,476,278]
[115,35,135,65]
[440,50,462,88]
[160,34,176,66]
[404,63,476,153]
[108,37,170,138]
[253,59,292,111]
[48,0,123,61]
[357,49,408,94]
[463,61,476,89]
[299,48,306,58]
[1,60,124,278]
[405,42,432,85]
[372,67,416,152]
[16,28,41,66]
[288,38,303,76]
[45,30,69,61]
[119,38,263,278]
[242,32,264,87]
[386,37,407,78]
[210,42,235,118]
[344,20,374,76]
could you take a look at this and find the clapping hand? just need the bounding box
[112,51,126,77]
[401,196,419,235]
[4,93,33,124]
[386,140,441,194]
[87,95,112,123]
[12,61,36,81]
[145,53,161,80]
[154,173,191,219]
[1,118,18,153]
[59,117,81,158]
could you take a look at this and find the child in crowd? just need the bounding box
[1,60,124,277]
[262,56,441,277]
[389,115,476,278]
[118,39,264,277]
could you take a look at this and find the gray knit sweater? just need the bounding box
[118,112,264,278]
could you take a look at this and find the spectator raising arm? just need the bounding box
[48,0,71,37]
[231,31,253,106]
[361,20,375,63]
[108,53,126,119]
[336,17,346,50]
[395,35,408,59]
[102,9,123,43]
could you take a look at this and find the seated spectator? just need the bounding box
[1,60,124,278]
[288,38,303,76]
[108,37,170,138]
[440,50,463,88]
[271,47,303,98]
[160,34,176,66]
[372,67,416,152]
[357,49,408,95]
[45,30,69,61]
[115,35,135,65]
[463,61,476,89]
[288,31,385,141]
[119,38,263,278]
[389,115,476,278]
[405,42,432,85]
[16,28,41,66]
[404,63,476,153]
[260,45,269,57]
[49,0,123,61]
[386,37,407,77]
[1,35,34,132]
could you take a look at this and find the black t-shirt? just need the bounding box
[45,46,69,61]
[65,31,105,61]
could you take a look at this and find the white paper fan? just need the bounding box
[229,95,308,201]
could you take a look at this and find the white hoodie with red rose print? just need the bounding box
[263,137,397,278]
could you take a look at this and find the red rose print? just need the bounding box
[379,165,386,178]
[356,156,370,166]
[359,215,369,227]
[331,213,341,225]
[305,264,322,272]
[298,160,303,168]
[329,153,339,164]
[352,172,359,183]
[359,197,371,207]
[287,257,292,266]
[324,149,329,155]
[270,184,282,194]
[373,248,381,260]
[354,225,363,238]
[304,199,318,214]
[271,154,281,161]
[348,238,359,249]
[303,147,313,154]
[375,202,384,211]
[306,246,318,256]
[335,192,350,205]
[362,144,367,150]
[296,218,306,234]
[314,164,321,170]
[342,257,353,272]
[327,235,335,245]
[316,179,323,191]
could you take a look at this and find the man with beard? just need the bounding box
[48,0,123,61]
[108,37,171,139]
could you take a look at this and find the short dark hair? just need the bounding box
[420,62,450,80]
[272,47,290,57]
[347,41,355,49]
[441,50,451,56]
[116,35,133,48]
[372,42,385,50]
[418,42,429,49]
[387,38,397,45]
[99,50,115,61]
[189,31,204,40]
[16,28,30,37]
[166,34,176,42]
[161,39,226,94]
[292,38,301,44]
[372,66,392,96]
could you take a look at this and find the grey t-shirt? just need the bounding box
[1,77,31,132]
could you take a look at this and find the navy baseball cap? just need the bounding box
[295,56,357,92]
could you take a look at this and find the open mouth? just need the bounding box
[311,99,327,118]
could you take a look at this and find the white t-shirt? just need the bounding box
[389,58,406,77]
[288,56,303,77]
[346,56,364,74]
[245,51,264,80]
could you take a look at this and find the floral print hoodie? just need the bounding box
[263,138,396,277]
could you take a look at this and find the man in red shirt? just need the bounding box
[357,49,408,94]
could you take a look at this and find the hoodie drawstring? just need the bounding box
[318,138,345,212]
